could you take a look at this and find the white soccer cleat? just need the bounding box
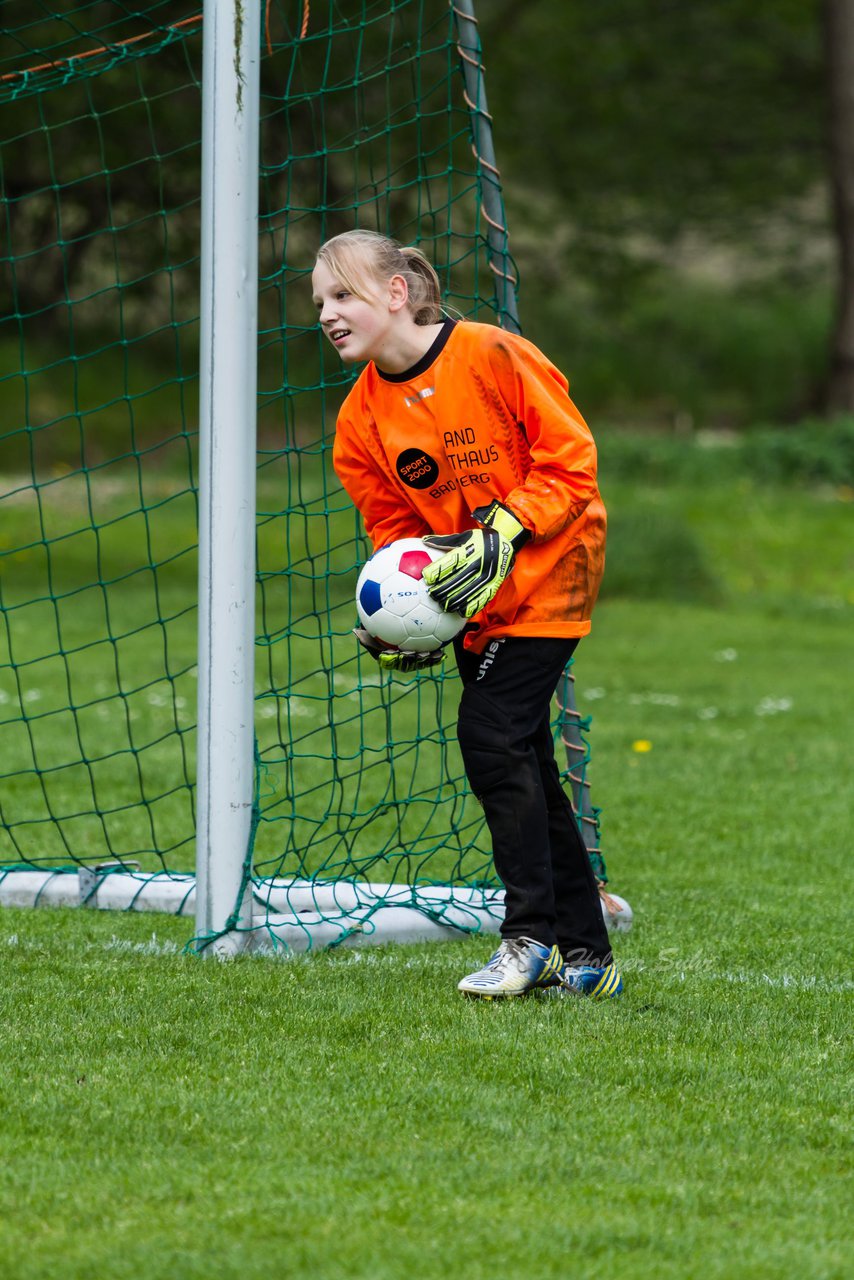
[458,936,563,999]
[599,888,633,933]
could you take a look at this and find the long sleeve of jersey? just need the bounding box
[478,333,600,543]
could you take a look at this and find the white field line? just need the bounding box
[344,950,854,993]
[2,930,851,991]
[669,968,854,993]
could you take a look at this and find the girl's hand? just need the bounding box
[352,628,445,674]
[422,501,530,618]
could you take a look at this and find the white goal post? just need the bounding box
[193,0,261,954]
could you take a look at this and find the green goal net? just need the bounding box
[0,0,613,949]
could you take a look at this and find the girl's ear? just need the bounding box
[387,273,409,314]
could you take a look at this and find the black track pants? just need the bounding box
[454,635,612,965]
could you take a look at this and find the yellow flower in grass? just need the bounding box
[632,739,653,753]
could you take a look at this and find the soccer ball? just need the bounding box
[356,538,466,653]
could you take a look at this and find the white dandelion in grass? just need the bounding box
[714,648,738,662]
[755,697,793,716]
[285,699,316,719]
[629,691,681,707]
[332,672,361,692]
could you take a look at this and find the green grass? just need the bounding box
[0,792,850,1280]
[1,447,852,1277]
[0,599,851,1278]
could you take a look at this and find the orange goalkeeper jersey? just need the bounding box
[333,319,606,654]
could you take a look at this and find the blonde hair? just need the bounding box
[315,229,442,326]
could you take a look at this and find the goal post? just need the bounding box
[0,0,628,953]
[194,0,261,952]
[452,0,518,330]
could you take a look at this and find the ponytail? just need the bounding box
[397,245,442,325]
[315,230,443,325]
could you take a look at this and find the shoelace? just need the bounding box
[487,939,528,969]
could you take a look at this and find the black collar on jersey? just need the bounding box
[376,317,457,383]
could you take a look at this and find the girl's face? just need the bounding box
[311,259,393,364]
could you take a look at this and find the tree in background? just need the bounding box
[824,0,854,412]
[480,0,839,422]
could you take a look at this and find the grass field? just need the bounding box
[0,447,852,1279]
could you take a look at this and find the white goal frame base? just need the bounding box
[0,869,632,954]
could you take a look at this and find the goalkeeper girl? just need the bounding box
[312,229,621,1001]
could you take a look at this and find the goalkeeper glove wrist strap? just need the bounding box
[472,500,532,551]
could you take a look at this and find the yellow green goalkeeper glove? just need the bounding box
[353,628,445,674]
[422,500,531,618]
